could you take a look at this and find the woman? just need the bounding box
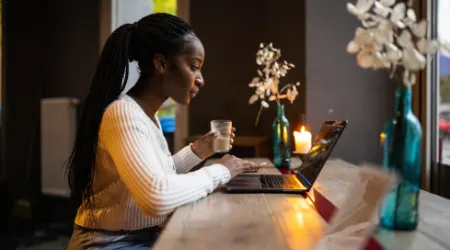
[66,13,257,249]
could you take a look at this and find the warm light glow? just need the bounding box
[380,132,386,146]
[294,126,312,154]
[307,190,316,202]
[296,212,304,224]
[280,197,325,248]
[306,197,315,208]
[283,126,289,143]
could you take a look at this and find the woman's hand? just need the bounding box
[191,128,236,159]
[219,154,259,178]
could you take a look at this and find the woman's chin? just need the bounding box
[178,97,190,105]
[170,96,190,105]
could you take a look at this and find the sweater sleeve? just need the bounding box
[101,102,231,217]
[172,145,204,174]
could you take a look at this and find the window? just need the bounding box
[436,0,450,166]
[152,0,177,134]
[111,0,177,134]
[153,0,177,14]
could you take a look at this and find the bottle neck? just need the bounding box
[277,105,285,117]
[394,86,412,115]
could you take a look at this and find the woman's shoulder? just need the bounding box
[99,96,152,146]
[103,95,147,123]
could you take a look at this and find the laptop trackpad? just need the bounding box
[227,175,262,188]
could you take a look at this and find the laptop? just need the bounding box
[225,120,348,193]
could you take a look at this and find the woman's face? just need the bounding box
[160,36,205,105]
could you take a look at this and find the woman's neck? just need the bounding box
[128,76,168,119]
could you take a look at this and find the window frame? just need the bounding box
[417,0,446,194]
[429,0,450,195]
[0,0,4,183]
[411,0,431,192]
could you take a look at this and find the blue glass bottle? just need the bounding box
[380,86,422,231]
[273,105,291,168]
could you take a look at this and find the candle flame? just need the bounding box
[301,126,305,133]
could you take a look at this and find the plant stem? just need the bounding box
[255,105,263,126]
[279,83,292,94]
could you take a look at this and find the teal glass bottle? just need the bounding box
[380,86,422,231]
[273,105,291,168]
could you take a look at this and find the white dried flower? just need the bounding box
[380,0,396,7]
[347,0,375,19]
[406,8,416,22]
[346,0,450,87]
[402,48,426,71]
[411,20,427,38]
[373,1,390,17]
[397,30,414,48]
[390,2,406,27]
[248,95,258,104]
[248,43,301,125]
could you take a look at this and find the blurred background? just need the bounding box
[0,0,448,249]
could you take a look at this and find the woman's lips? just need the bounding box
[190,90,199,98]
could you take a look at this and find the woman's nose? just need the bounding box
[195,74,204,87]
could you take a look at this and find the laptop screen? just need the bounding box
[295,120,347,189]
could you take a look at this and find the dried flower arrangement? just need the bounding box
[248,43,300,125]
[346,0,450,86]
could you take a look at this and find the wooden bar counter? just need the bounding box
[153,158,450,250]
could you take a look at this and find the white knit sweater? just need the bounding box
[74,95,231,231]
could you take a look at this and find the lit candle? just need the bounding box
[294,126,312,154]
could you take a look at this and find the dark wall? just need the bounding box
[43,1,99,99]
[1,0,99,229]
[305,0,395,164]
[2,0,46,212]
[189,0,306,138]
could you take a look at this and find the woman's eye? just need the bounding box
[192,65,200,70]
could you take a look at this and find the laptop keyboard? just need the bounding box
[260,175,300,189]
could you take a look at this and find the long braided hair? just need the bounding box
[66,13,195,209]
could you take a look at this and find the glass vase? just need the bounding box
[379,86,422,231]
[273,105,291,168]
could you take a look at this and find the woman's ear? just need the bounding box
[153,54,167,74]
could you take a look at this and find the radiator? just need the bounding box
[41,98,79,198]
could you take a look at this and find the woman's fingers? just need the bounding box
[243,167,260,173]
